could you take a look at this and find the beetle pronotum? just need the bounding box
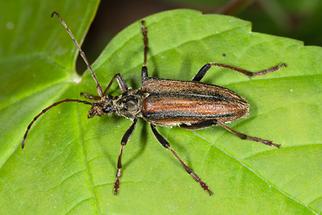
[22,12,287,196]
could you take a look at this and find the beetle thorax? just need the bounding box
[113,90,142,119]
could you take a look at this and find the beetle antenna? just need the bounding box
[51,11,104,97]
[21,99,92,149]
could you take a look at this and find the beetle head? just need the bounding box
[88,98,115,118]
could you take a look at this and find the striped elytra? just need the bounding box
[141,79,249,126]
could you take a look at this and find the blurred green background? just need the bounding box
[79,0,322,72]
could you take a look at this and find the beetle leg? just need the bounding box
[113,119,137,195]
[192,62,287,82]
[150,124,213,196]
[217,121,281,148]
[83,73,128,98]
[103,73,128,95]
[141,20,149,82]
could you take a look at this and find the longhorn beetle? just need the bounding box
[22,11,287,196]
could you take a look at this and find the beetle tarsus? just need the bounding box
[217,121,281,148]
[264,140,281,148]
[246,136,281,148]
[191,171,214,196]
[113,177,120,195]
[199,180,214,196]
[250,62,288,77]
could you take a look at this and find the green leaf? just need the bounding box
[1,2,321,215]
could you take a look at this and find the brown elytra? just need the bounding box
[142,79,249,126]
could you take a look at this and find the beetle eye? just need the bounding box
[103,105,113,113]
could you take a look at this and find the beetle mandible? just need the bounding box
[22,12,287,196]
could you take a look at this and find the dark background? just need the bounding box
[78,0,322,72]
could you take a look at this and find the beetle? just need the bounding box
[22,11,287,196]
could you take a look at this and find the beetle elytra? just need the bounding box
[22,12,287,196]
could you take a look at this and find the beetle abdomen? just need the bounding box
[141,79,249,126]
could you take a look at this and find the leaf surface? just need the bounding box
[0,3,321,215]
